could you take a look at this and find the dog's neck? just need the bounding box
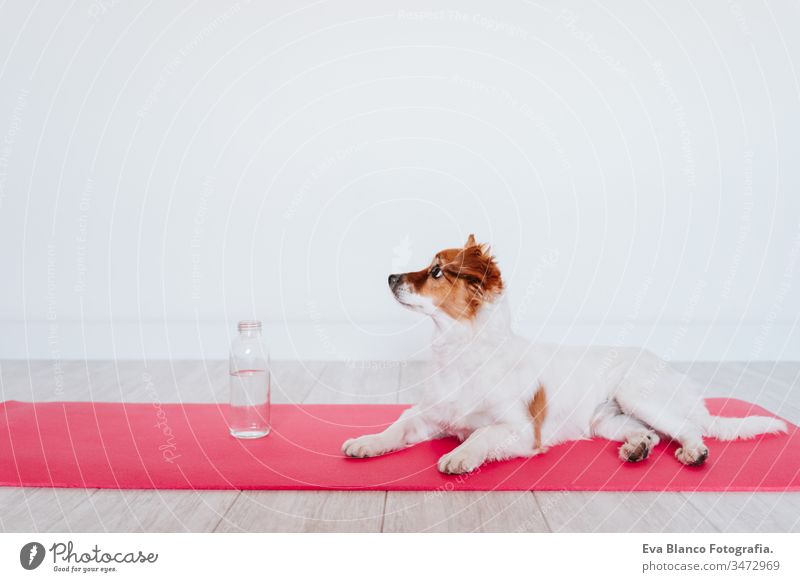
[430,292,513,360]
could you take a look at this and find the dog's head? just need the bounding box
[388,234,503,321]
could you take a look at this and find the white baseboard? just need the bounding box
[0,320,797,362]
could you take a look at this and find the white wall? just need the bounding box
[1,0,799,362]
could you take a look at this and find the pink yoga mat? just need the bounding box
[0,399,798,491]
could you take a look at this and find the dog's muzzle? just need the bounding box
[388,274,402,293]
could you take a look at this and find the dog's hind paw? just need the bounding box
[619,432,657,463]
[675,445,708,466]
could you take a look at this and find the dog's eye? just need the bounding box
[431,266,443,279]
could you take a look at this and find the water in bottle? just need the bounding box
[228,320,271,438]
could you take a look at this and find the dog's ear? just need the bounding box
[465,233,491,256]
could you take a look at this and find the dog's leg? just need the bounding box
[342,406,437,458]
[644,411,708,466]
[612,352,711,465]
[591,403,660,462]
[437,423,535,474]
[615,386,709,466]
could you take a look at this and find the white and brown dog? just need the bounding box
[342,235,787,474]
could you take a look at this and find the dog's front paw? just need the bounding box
[437,448,482,475]
[342,434,388,458]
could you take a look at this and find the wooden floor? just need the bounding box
[1,360,798,533]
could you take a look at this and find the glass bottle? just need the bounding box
[228,320,271,438]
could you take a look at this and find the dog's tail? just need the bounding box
[703,415,787,440]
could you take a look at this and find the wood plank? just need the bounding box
[0,487,98,532]
[676,361,799,423]
[271,360,328,404]
[123,360,224,404]
[734,362,800,423]
[214,491,385,532]
[383,491,546,532]
[1,360,118,402]
[534,491,718,532]
[683,492,800,533]
[303,360,402,404]
[81,360,327,404]
[46,489,237,533]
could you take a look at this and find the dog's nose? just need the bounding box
[388,274,399,288]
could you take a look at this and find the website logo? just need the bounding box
[20,542,46,570]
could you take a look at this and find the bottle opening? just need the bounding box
[237,320,262,333]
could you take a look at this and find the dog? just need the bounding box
[342,235,787,474]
